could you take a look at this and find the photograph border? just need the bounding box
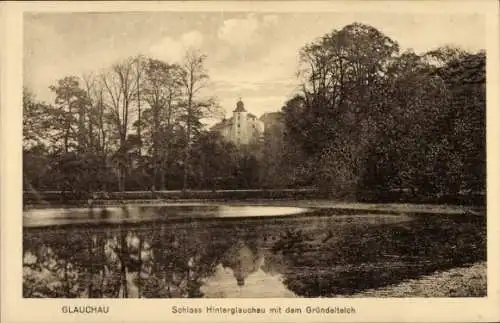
[2,1,500,322]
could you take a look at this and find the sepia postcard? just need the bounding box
[1,1,500,322]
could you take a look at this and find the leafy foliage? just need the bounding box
[279,23,485,200]
[23,24,485,202]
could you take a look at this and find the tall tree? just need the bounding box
[132,55,147,157]
[101,58,140,192]
[49,76,89,153]
[23,89,51,150]
[294,23,399,196]
[362,50,448,196]
[190,131,239,189]
[179,50,222,191]
[434,51,486,194]
[82,73,111,155]
[142,58,183,191]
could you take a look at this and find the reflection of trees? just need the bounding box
[23,228,91,297]
[23,213,487,298]
[23,221,242,298]
[23,218,282,298]
[23,219,317,298]
[269,215,486,297]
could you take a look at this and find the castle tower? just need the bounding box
[231,98,248,145]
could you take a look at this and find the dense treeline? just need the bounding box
[23,23,485,202]
[277,23,486,200]
[24,50,259,195]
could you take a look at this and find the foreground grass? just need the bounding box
[346,261,486,297]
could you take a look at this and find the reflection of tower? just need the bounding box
[224,241,261,287]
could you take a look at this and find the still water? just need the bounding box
[23,204,485,298]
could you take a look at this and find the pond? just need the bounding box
[22,204,486,298]
[23,204,312,227]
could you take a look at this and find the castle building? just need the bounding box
[211,99,264,145]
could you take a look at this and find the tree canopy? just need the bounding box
[23,23,485,203]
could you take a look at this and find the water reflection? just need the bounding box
[23,205,310,228]
[23,206,486,298]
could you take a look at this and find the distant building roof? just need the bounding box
[210,123,224,132]
[260,111,284,122]
[210,117,233,131]
[233,99,246,112]
[247,113,256,119]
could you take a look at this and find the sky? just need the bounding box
[24,11,485,120]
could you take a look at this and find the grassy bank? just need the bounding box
[23,189,485,208]
[23,189,318,205]
[346,262,486,297]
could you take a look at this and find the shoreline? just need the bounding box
[24,199,485,216]
[345,262,486,297]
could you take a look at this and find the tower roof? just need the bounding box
[233,99,246,112]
